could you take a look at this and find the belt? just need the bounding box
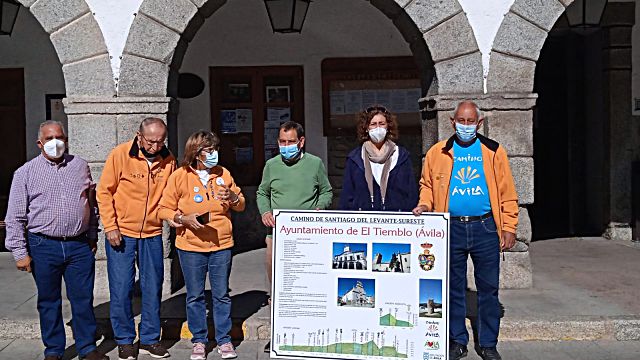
[451,212,492,222]
[32,232,87,241]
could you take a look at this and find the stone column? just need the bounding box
[422,94,536,289]
[63,96,175,297]
[601,4,635,241]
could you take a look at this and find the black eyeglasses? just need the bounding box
[366,105,389,114]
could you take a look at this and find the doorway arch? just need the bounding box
[118,0,483,97]
[17,0,114,96]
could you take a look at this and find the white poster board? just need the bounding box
[271,210,450,360]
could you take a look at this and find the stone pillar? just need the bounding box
[601,4,635,241]
[63,96,175,297]
[423,94,536,289]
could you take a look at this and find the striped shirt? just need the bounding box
[5,154,98,261]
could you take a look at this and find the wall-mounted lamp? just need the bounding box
[565,0,607,28]
[264,0,311,33]
[0,0,20,36]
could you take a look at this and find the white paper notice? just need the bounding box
[390,90,407,113]
[271,210,450,360]
[362,90,377,108]
[375,90,391,107]
[345,90,363,114]
[330,91,346,115]
[267,108,291,127]
[236,109,253,132]
[220,110,237,134]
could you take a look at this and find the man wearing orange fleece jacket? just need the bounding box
[96,118,176,360]
[413,101,518,360]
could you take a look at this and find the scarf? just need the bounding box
[362,140,396,208]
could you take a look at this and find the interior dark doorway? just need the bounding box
[0,68,26,249]
[531,29,607,240]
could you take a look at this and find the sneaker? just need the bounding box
[479,347,502,360]
[118,344,137,360]
[139,342,170,358]
[449,341,468,360]
[80,350,109,360]
[263,341,270,353]
[217,342,237,359]
[191,342,206,360]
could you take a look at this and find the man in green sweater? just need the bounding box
[257,121,333,352]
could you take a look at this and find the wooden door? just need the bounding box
[210,66,304,185]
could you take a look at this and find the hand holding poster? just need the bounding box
[271,210,450,360]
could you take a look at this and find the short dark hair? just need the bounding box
[280,121,304,138]
[182,130,220,167]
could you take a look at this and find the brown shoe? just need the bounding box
[118,344,138,360]
[80,350,109,360]
[139,342,170,358]
[44,356,62,360]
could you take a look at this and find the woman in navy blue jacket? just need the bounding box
[339,105,418,211]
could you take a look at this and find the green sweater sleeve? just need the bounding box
[316,160,333,210]
[256,161,272,215]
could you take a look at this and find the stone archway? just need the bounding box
[487,0,572,93]
[117,0,483,97]
[17,0,114,97]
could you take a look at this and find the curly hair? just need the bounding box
[182,130,220,168]
[356,106,398,143]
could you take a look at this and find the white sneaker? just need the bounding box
[217,342,237,359]
[191,342,206,360]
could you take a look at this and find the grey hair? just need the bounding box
[453,101,483,119]
[38,120,66,139]
[139,117,167,133]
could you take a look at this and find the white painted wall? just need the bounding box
[458,0,514,92]
[84,0,514,90]
[85,0,141,82]
[176,0,413,163]
[0,9,65,159]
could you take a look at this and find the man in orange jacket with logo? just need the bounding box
[97,118,176,360]
[413,101,518,360]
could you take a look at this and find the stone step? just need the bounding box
[2,310,639,342]
[240,310,640,342]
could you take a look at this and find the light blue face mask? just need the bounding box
[200,150,218,168]
[455,123,478,142]
[279,143,300,160]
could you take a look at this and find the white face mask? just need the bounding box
[43,139,65,159]
[368,127,387,144]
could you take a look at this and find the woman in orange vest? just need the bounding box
[159,131,245,359]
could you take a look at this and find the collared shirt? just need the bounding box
[5,153,98,261]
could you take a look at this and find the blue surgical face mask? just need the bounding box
[200,150,218,168]
[455,123,478,142]
[279,143,300,160]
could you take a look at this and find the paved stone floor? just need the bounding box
[1,339,640,360]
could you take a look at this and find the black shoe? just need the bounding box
[44,356,62,360]
[264,341,271,353]
[118,344,138,360]
[139,342,170,358]
[449,341,468,360]
[80,350,109,360]
[479,347,502,360]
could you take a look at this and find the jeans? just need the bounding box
[177,249,232,345]
[449,216,501,347]
[27,232,97,357]
[106,234,164,345]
